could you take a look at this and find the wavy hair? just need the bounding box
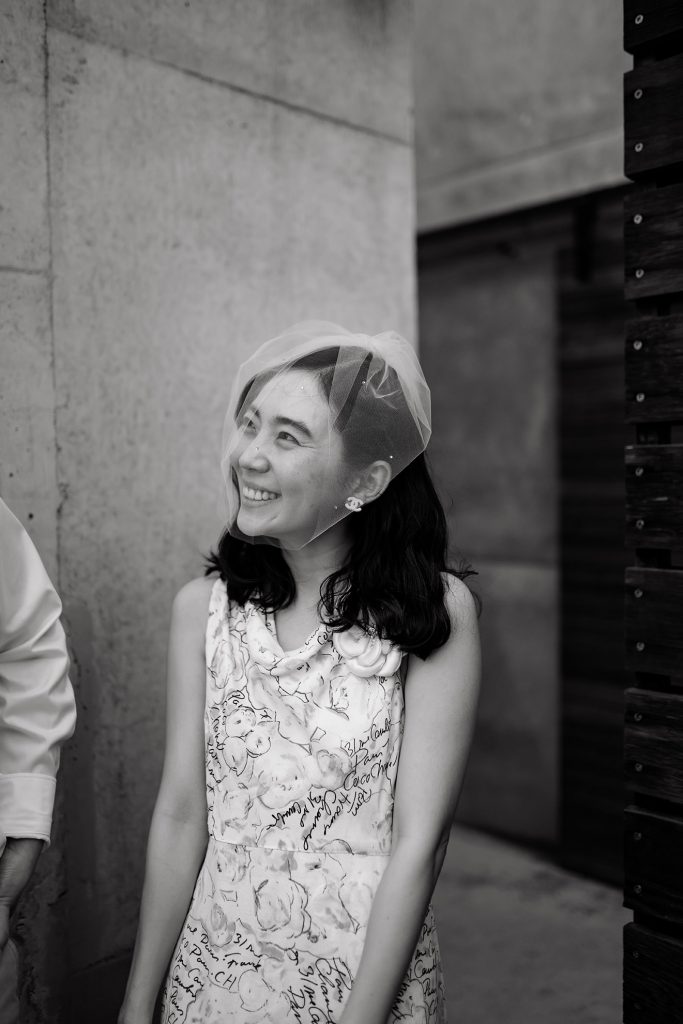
[205,347,480,659]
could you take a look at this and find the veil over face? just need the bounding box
[221,320,432,550]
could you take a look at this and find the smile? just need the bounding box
[242,485,280,502]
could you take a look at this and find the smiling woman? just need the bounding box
[119,321,481,1024]
[233,368,349,548]
[220,322,432,551]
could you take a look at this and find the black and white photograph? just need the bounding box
[1,1,681,1022]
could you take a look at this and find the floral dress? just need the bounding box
[161,578,447,1023]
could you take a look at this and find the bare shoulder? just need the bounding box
[171,574,219,634]
[441,571,478,632]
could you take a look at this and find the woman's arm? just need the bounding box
[118,576,215,1024]
[339,575,481,1024]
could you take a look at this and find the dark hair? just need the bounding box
[206,347,480,659]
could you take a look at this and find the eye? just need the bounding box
[277,431,300,445]
[240,415,256,432]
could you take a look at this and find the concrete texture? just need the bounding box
[0,274,59,577]
[434,824,628,1023]
[420,244,558,565]
[455,561,558,843]
[47,10,413,986]
[0,3,72,1017]
[47,0,413,141]
[1,2,415,1016]
[415,0,629,228]
[420,225,560,843]
[0,0,49,270]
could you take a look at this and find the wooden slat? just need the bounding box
[625,444,683,547]
[624,0,683,55]
[624,805,683,922]
[626,316,683,422]
[625,54,683,176]
[624,687,683,802]
[624,186,683,300]
[623,923,683,1022]
[625,567,683,673]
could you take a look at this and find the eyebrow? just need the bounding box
[243,406,313,440]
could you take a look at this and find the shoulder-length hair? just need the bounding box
[206,346,480,659]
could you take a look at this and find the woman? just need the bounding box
[119,321,481,1024]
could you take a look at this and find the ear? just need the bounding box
[351,460,392,505]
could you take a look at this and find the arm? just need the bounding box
[340,575,481,1024]
[0,499,77,949]
[0,500,77,843]
[119,577,214,1024]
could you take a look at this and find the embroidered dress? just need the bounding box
[161,578,447,1023]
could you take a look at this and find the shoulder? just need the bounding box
[171,575,219,633]
[441,571,478,632]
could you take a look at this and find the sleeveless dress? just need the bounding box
[161,578,447,1024]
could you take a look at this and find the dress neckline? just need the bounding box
[252,600,330,661]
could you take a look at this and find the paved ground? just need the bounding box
[432,825,629,1024]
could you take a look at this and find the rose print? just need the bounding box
[251,872,309,944]
[309,746,350,789]
[162,583,445,1024]
[186,982,229,1023]
[255,750,311,808]
[221,736,248,775]
[221,783,253,826]
[238,967,294,1020]
[245,665,312,746]
[225,706,257,736]
[213,840,249,883]
[332,625,403,677]
[204,900,236,947]
[215,636,247,689]
[244,722,272,756]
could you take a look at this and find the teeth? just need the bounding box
[243,485,279,501]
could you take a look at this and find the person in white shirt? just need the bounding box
[0,498,77,1024]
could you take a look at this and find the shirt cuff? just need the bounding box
[0,773,56,846]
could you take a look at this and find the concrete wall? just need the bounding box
[0,2,414,1017]
[414,2,628,843]
[419,209,565,846]
[415,0,628,229]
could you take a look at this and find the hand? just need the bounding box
[0,838,44,920]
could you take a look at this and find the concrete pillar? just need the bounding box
[1,2,415,1017]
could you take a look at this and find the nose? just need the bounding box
[237,435,269,472]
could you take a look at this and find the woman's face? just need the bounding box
[232,368,349,547]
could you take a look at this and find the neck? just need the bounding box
[281,521,351,605]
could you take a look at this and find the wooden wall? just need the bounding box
[622,3,683,1019]
[559,193,631,884]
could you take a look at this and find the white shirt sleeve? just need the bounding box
[0,499,77,846]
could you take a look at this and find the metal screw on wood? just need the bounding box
[634,711,643,721]
[635,466,644,476]
[635,14,644,25]
[634,884,643,894]
[633,339,643,350]
[633,832,642,842]
[634,762,644,772]
[634,142,644,153]
[635,268,645,278]
[636,641,645,651]
[635,519,645,529]
[632,949,640,958]
[634,588,643,598]
[634,89,643,100]
[633,213,643,224]
[636,392,645,402]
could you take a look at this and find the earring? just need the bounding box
[345,496,364,512]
